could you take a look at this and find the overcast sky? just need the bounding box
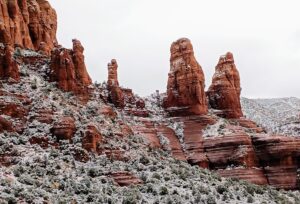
[50,0,300,98]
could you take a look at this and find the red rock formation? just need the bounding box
[132,118,161,148]
[102,148,129,161]
[252,134,300,189]
[29,109,53,124]
[0,44,19,81]
[82,125,102,152]
[204,134,258,169]
[107,59,125,108]
[163,38,208,116]
[217,168,268,185]
[0,102,28,119]
[156,125,186,161]
[0,0,57,52]
[109,171,143,186]
[230,118,265,133]
[50,39,92,95]
[177,115,216,167]
[0,116,14,133]
[136,99,145,109]
[207,52,243,119]
[51,117,76,142]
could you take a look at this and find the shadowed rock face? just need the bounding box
[207,52,243,119]
[0,44,19,81]
[49,39,92,96]
[163,38,208,116]
[0,0,57,53]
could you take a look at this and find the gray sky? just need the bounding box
[50,0,300,98]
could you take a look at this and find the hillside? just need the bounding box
[0,50,299,203]
[242,97,300,136]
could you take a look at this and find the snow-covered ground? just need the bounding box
[242,97,300,136]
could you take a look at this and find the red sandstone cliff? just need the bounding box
[163,38,208,116]
[207,52,243,118]
[0,0,57,53]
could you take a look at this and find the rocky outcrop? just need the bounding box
[132,118,161,148]
[178,115,216,167]
[207,52,243,119]
[156,125,186,161]
[109,171,143,187]
[50,39,92,96]
[82,125,102,152]
[0,0,57,53]
[252,134,300,189]
[107,59,125,108]
[0,116,14,133]
[0,44,19,81]
[204,133,259,169]
[163,38,208,116]
[217,168,268,185]
[51,117,76,142]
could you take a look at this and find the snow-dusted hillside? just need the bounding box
[1,50,300,203]
[241,97,300,136]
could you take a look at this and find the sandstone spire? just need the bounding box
[207,52,243,118]
[163,38,208,116]
[107,59,125,108]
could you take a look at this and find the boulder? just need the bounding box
[51,117,76,142]
[163,38,208,116]
[109,171,143,187]
[207,52,243,118]
[82,125,102,152]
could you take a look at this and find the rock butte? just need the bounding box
[163,38,208,116]
[0,1,300,190]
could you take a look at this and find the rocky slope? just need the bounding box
[242,97,300,136]
[0,53,299,203]
[1,1,300,203]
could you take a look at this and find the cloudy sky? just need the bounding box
[50,0,300,98]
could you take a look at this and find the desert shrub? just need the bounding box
[159,186,169,195]
[206,195,217,204]
[247,195,254,203]
[216,185,228,194]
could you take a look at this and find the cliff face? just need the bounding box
[0,0,57,53]
[207,52,243,119]
[163,38,208,116]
